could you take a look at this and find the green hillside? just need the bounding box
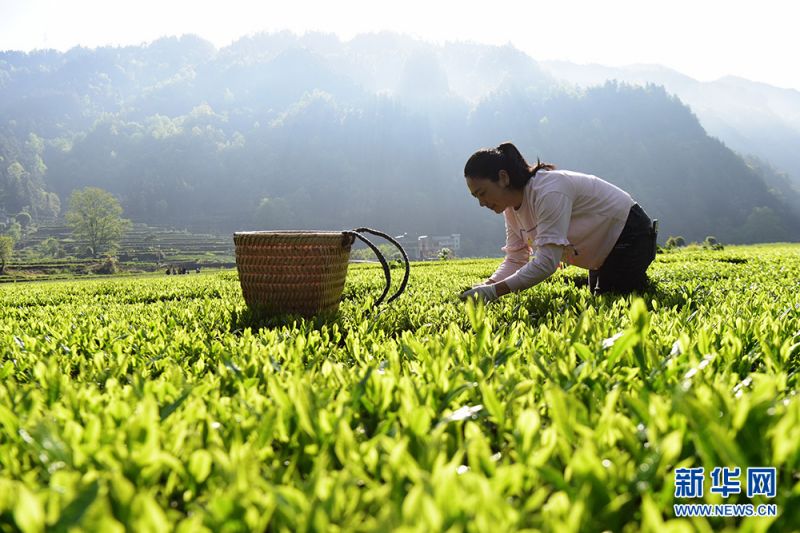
[2,34,799,253]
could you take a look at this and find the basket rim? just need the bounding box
[234,230,347,237]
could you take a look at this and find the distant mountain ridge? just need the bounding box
[1,32,799,253]
[540,60,800,190]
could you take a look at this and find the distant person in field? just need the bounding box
[459,142,657,303]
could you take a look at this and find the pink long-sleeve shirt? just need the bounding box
[491,169,634,291]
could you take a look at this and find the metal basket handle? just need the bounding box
[344,227,410,307]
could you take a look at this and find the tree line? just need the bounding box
[0,187,129,272]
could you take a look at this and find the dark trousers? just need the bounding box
[590,204,656,295]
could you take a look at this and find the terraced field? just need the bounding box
[4,223,235,281]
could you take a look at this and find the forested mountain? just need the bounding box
[541,61,800,193]
[1,32,798,256]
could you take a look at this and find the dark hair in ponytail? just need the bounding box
[464,142,555,189]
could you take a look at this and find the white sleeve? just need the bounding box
[502,243,562,292]
[490,211,531,282]
[533,192,572,248]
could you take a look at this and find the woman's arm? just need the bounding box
[499,192,573,292]
[494,280,510,296]
[463,244,561,302]
[499,243,562,292]
[489,212,530,283]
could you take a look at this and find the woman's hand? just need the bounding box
[459,284,498,303]
[459,280,511,303]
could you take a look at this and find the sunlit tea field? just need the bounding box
[1,244,799,532]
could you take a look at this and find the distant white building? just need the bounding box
[378,232,462,260]
[418,234,460,260]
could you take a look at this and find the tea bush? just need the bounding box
[1,244,798,531]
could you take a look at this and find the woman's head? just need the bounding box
[463,142,554,213]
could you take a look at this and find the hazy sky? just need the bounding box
[1,0,798,91]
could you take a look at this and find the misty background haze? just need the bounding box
[2,31,800,257]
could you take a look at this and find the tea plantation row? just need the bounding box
[0,244,798,531]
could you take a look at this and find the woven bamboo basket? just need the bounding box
[233,228,409,317]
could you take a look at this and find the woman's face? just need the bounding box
[465,171,520,213]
